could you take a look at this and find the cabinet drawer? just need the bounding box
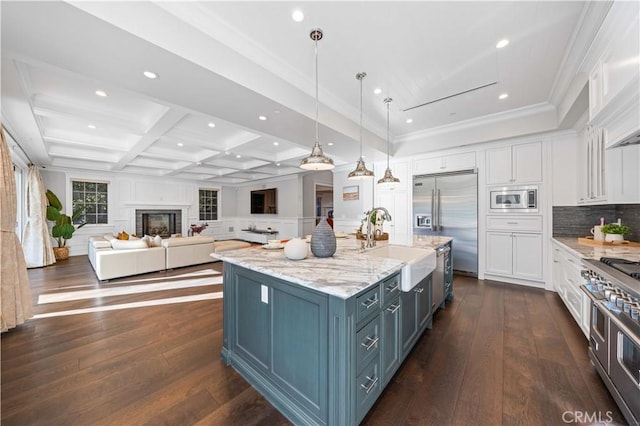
[356,316,381,374]
[356,285,381,325]
[486,215,542,232]
[356,357,381,422]
[381,274,400,306]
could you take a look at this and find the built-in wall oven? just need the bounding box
[581,258,640,426]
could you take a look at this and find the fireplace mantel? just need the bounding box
[123,202,191,207]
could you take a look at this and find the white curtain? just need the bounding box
[22,164,55,268]
[0,124,33,332]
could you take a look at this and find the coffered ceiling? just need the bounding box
[1,1,609,184]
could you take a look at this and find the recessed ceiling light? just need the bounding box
[208,122,216,128]
[196,162,202,165]
[291,9,304,22]
[87,124,96,129]
[499,93,509,100]
[258,115,267,121]
[273,142,279,146]
[276,163,281,166]
[373,88,382,95]
[143,71,158,79]
[95,90,108,97]
[235,154,242,158]
[327,142,334,146]
[177,142,184,147]
[496,39,510,49]
[406,118,413,124]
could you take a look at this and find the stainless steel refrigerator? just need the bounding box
[413,171,478,276]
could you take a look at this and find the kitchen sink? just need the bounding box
[363,245,437,291]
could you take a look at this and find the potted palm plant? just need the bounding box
[600,223,630,242]
[46,189,86,260]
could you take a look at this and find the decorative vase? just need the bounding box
[284,238,308,260]
[310,217,336,258]
[605,233,624,242]
[53,247,69,261]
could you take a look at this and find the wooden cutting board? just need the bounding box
[577,237,640,247]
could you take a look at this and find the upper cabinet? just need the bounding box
[577,126,606,204]
[486,141,542,185]
[413,152,476,176]
[588,3,639,148]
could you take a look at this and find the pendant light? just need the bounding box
[347,72,374,180]
[300,28,335,171]
[377,97,400,185]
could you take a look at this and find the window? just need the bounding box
[72,180,108,225]
[199,189,218,221]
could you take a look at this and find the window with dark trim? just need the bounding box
[199,189,218,221]
[72,180,108,225]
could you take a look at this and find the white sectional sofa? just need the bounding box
[162,235,217,269]
[88,234,251,281]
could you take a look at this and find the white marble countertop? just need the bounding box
[412,235,453,249]
[212,235,452,299]
[553,237,640,262]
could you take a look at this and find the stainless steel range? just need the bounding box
[581,257,640,426]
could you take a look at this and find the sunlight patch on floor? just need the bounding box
[38,275,223,304]
[33,292,224,319]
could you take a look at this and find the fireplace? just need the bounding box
[135,209,182,238]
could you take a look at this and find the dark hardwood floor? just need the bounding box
[1,256,626,425]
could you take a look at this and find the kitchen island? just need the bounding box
[212,237,445,425]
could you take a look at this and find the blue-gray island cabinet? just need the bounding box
[220,261,433,425]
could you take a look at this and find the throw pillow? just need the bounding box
[92,240,112,249]
[117,231,130,240]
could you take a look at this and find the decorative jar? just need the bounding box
[284,238,308,260]
[310,217,336,258]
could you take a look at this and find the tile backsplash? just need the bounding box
[553,204,640,241]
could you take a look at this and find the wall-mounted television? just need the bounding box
[250,188,277,214]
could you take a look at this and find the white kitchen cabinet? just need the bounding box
[577,126,606,205]
[486,214,543,284]
[552,241,589,338]
[413,152,476,176]
[374,160,410,245]
[589,10,639,123]
[376,191,410,246]
[486,142,542,185]
[606,144,640,203]
[486,232,543,281]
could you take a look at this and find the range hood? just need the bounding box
[609,130,640,147]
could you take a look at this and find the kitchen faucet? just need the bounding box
[365,207,392,248]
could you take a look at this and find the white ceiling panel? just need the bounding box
[0,1,608,183]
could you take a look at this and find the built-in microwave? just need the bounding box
[489,186,538,212]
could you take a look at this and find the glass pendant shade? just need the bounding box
[378,97,400,185]
[348,72,374,180]
[300,28,334,171]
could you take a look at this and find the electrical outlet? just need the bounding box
[229,226,234,232]
[261,285,268,304]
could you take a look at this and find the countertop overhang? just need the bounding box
[553,237,640,263]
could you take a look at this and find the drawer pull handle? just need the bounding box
[362,296,379,310]
[386,303,400,314]
[507,221,518,225]
[361,335,379,351]
[385,283,399,293]
[360,375,379,394]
